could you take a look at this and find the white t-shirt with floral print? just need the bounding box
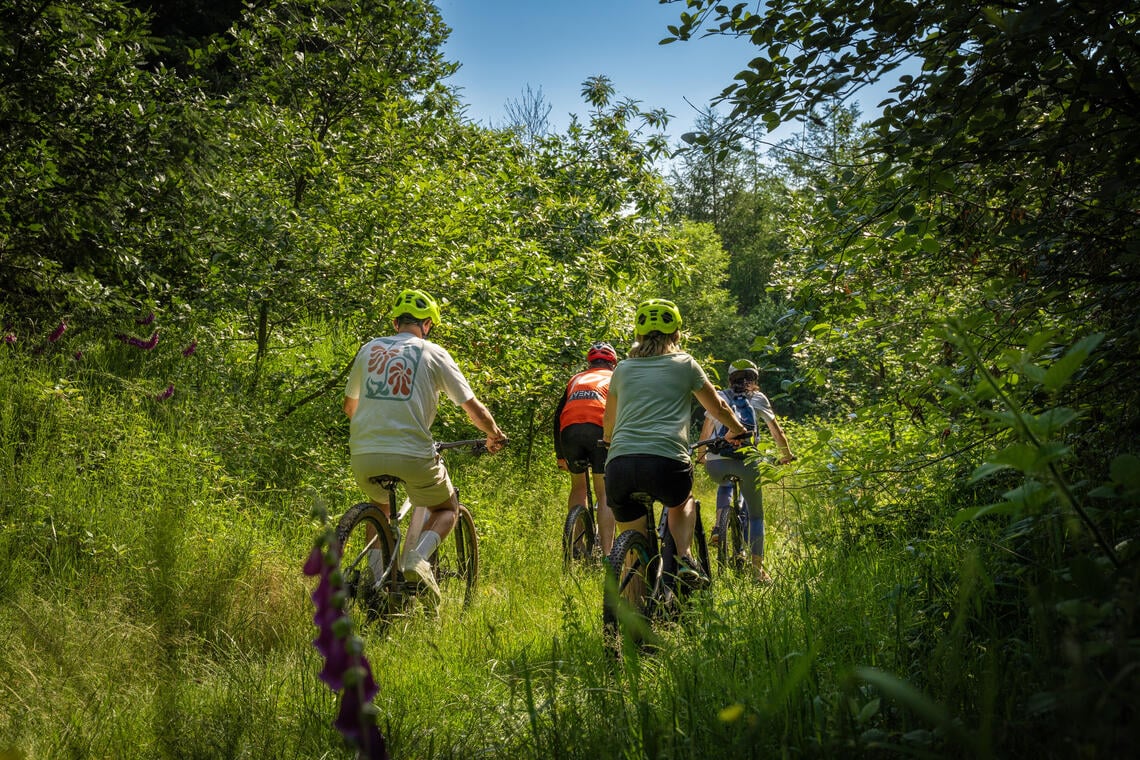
[345,332,475,458]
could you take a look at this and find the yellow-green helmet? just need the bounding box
[389,288,441,325]
[634,298,682,337]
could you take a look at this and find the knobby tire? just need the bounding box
[603,529,657,649]
[335,502,395,621]
[562,504,596,568]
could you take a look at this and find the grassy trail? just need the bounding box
[0,353,992,758]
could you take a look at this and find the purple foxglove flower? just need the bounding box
[303,545,324,576]
[155,384,174,401]
[129,331,160,350]
[182,339,197,357]
[3,333,15,344]
[137,312,155,325]
[318,642,353,691]
[48,321,67,342]
[74,351,83,361]
[305,530,386,758]
[334,677,387,759]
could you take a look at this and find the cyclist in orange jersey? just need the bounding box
[554,342,618,554]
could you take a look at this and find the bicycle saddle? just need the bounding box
[368,474,403,490]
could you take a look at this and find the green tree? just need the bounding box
[665,1,1140,438]
[195,0,459,389]
[0,0,205,328]
[668,112,799,398]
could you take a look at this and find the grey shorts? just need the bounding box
[351,452,455,507]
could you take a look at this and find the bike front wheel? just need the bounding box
[431,504,479,609]
[335,502,396,621]
[603,529,658,647]
[562,503,596,568]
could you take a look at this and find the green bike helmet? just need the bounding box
[389,288,441,325]
[728,359,759,382]
[634,298,682,337]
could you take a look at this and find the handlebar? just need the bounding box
[692,436,796,464]
[691,436,739,456]
[435,438,509,455]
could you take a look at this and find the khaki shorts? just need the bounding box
[351,452,455,508]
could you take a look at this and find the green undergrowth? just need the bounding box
[0,348,1104,758]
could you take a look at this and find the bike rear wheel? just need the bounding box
[562,503,596,568]
[335,502,396,620]
[603,529,658,647]
[717,504,748,576]
[431,504,479,609]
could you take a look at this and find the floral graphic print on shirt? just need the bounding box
[364,340,422,400]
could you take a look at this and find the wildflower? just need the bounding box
[134,331,159,350]
[182,339,197,357]
[117,331,160,350]
[136,311,155,325]
[303,532,388,760]
[334,661,385,759]
[74,351,83,361]
[48,321,66,342]
[3,333,14,344]
[155,384,174,401]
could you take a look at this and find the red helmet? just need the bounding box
[587,341,617,365]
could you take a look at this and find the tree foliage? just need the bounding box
[665,0,1140,751]
[0,0,205,328]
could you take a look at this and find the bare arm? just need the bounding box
[765,417,795,464]
[694,382,748,441]
[343,396,358,418]
[461,397,507,452]
[602,382,618,443]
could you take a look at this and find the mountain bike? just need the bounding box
[602,491,711,649]
[695,436,750,576]
[336,439,492,621]
[697,436,794,583]
[562,458,599,568]
[715,473,751,575]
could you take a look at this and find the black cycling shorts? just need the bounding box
[559,423,606,474]
[604,454,693,523]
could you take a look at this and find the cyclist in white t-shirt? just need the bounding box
[344,288,506,601]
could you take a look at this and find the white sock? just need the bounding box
[414,530,442,560]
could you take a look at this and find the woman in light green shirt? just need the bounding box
[602,299,748,584]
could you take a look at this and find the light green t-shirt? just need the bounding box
[606,352,709,464]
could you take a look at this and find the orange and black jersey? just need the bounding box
[555,367,611,430]
[553,367,611,461]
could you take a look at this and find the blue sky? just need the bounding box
[436,0,757,141]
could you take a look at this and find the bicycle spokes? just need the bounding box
[343,532,381,574]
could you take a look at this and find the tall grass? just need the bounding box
[0,347,1082,758]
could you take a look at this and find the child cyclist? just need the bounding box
[695,359,794,584]
[554,342,618,554]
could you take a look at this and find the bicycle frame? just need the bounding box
[562,459,602,566]
[576,459,598,538]
[338,438,488,615]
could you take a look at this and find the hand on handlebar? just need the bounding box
[725,429,749,446]
[484,436,509,454]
